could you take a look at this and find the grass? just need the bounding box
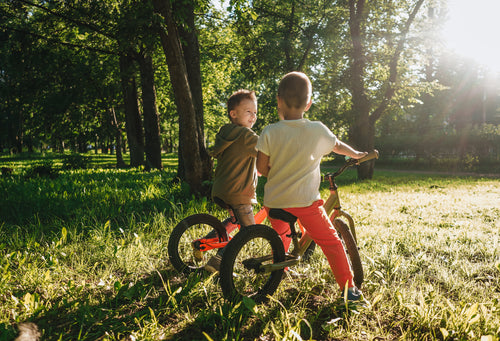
[0,152,499,340]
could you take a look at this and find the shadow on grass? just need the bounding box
[1,269,272,340]
[1,269,195,340]
[1,264,365,341]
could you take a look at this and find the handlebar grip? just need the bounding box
[358,149,379,164]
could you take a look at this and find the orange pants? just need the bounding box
[265,200,354,289]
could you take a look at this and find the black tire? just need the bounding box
[339,210,357,243]
[332,218,364,288]
[168,214,227,274]
[219,224,286,303]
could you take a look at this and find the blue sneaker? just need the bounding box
[344,286,362,301]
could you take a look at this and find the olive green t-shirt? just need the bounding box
[209,123,258,206]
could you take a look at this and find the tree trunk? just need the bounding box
[175,0,212,182]
[110,107,126,168]
[138,53,163,171]
[351,117,376,179]
[348,0,375,179]
[15,108,23,153]
[153,0,211,195]
[119,53,144,167]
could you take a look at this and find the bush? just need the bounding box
[24,160,59,179]
[376,124,500,172]
[62,153,91,170]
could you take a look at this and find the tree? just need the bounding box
[175,0,210,181]
[109,107,126,168]
[153,0,212,194]
[347,0,425,179]
[139,53,162,170]
[119,52,145,167]
[230,0,336,128]
[0,0,166,170]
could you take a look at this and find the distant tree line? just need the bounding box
[1,0,499,192]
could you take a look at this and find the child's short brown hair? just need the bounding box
[227,89,257,118]
[277,72,312,109]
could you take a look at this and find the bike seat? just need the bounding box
[268,209,297,224]
[213,197,232,210]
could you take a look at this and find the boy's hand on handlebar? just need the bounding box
[351,151,368,160]
[357,149,379,163]
[347,150,379,164]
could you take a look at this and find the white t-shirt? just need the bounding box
[256,119,337,208]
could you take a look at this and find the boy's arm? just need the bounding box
[246,130,259,157]
[256,151,270,177]
[333,140,367,159]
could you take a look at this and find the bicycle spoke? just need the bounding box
[179,223,218,268]
[232,236,275,297]
[168,214,226,274]
[220,224,285,303]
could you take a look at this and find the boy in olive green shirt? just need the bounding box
[205,89,258,272]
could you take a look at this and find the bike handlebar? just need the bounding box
[357,149,379,164]
[327,149,379,179]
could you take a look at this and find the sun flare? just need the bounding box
[442,0,500,73]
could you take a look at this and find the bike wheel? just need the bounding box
[332,218,364,288]
[219,224,286,303]
[168,214,226,275]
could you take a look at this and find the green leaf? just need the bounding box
[203,332,215,341]
[242,296,257,313]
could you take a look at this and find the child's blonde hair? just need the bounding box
[227,89,257,118]
[277,72,312,109]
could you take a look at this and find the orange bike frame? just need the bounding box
[192,206,269,252]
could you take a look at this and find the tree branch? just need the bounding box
[0,24,119,56]
[349,0,370,118]
[283,2,295,71]
[370,0,425,124]
[17,0,117,40]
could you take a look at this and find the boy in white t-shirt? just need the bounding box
[256,72,367,301]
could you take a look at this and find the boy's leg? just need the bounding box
[264,207,293,252]
[205,204,254,273]
[232,204,255,228]
[286,200,353,289]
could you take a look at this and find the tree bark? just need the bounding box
[138,53,163,171]
[153,0,211,195]
[119,53,144,167]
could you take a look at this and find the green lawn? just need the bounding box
[0,153,498,340]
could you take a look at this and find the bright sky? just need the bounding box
[442,0,500,73]
[212,0,229,12]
